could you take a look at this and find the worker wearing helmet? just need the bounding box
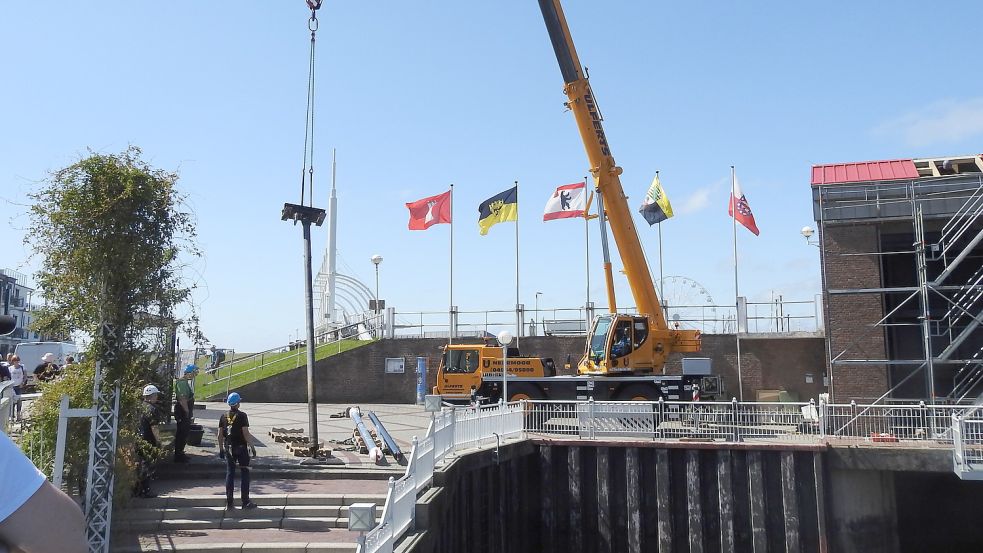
[135,384,162,498]
[173,364,199,463]
[218,392,257,510]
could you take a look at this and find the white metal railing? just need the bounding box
[0,380,15,433]
[523,398,966,444]
[389,297,822,339]
[952,407,983,480]
[360,401,522,553]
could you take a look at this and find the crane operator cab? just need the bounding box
[579,314,701,376]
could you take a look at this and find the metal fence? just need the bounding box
[361,401,523,553]
[389,296,823,339]
[0,381,15,433]
[356,397,974,552]
[952,408,983,480]
[523,398,968,444]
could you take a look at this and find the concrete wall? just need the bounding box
[226,334,829,404]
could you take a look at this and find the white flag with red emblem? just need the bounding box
[543,182,588,221]
[728,175,759,236]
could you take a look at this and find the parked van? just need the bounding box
[13,341,79,386]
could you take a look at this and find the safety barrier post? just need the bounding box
[588,398,596,440]
[849,400,857,437]
[918,401,928,439]
[657,397,665,440]
[818,397,827,439]
[731,397,740,442]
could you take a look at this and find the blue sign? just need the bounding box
[416,357,427,404]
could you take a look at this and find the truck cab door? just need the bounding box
[438,348,482,399]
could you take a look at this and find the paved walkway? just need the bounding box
[183,402,433,468]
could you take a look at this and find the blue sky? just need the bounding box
[2,2,982,351]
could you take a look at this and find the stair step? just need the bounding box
[115,541,358,552]
[132,493,385,509]
[119,505,347,521]
[114,516,380,533]
[113,527,363,552]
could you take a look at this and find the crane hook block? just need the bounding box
[306,0,322,10]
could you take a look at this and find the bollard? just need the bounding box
[818,397,827,438]
[588,397,596,440]
[657,396,665,440]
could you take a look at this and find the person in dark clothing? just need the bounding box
[218,392,256,510]
[135,384,162,498]
[34,353,59,383]
[173,364,198,462]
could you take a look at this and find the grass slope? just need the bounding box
[197,339,371,400]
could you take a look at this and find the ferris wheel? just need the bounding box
[658,275,719,333]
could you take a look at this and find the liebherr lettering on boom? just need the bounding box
[434,0,719,403]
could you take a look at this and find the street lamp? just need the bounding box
[534,292,543,335]
[371,254,383,338]
[801,225,820,247]
[280,201,327,458]
[497,329,513,404]
[371,255,383,313]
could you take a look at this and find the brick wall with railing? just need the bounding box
[822,223,890,401]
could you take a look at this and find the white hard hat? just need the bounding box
[42,352,56,363]
[142,384,160,396]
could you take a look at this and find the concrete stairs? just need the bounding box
[111,483,386,552]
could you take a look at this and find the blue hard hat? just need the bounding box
[227,392,241,405]
[184,364,198,374]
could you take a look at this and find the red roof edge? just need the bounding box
[811,158,919,186]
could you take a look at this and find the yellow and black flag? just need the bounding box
[639,172,674,225]
[478,186,518,235]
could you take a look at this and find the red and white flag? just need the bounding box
[728,175,759,236]
[543,182,588,221]
[406,190,452,230]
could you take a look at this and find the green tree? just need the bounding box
[22,146,202,496]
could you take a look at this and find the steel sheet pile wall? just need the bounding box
[422,445,826,553]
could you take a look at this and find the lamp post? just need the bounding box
[534,291,543,336]
[497,330,513,405]
[371,254,383,338]
[281,202,327,458]
[801,225,820,247]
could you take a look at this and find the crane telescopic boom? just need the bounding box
[537,0,701,374]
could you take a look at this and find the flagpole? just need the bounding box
[731,165,744,401]
[449,183,454,345]
[657,173,665,301]
[514,180,520,348]
[584,176,590,328]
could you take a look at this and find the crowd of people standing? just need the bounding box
[0,351,75,420]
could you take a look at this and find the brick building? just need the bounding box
[812,155,983,402]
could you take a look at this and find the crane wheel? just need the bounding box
[616,384,659,402]
[508,384,543,428]
[508,383,543,403]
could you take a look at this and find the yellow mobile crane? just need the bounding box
[538,0,701,375]
[434,0,715,403]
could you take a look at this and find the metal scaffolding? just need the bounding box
[814,165,983,405]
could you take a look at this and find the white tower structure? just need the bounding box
[325,149,339,326]
[313,151,379,339]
